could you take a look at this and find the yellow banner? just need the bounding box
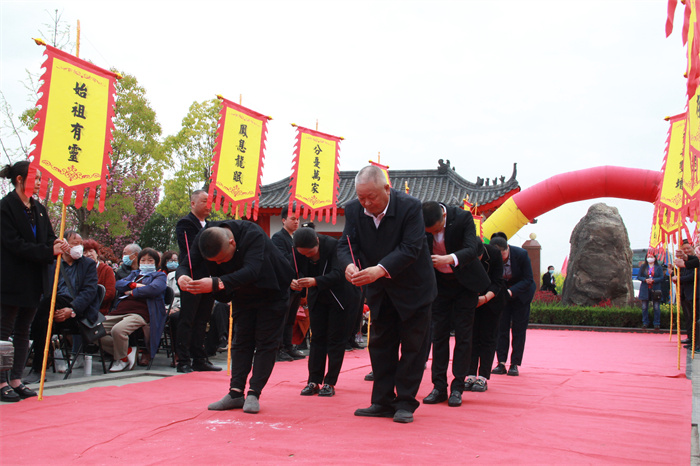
[684,89,700,206]
[658,115,687,213]
[294,132,337,209]
[209,97,270,220]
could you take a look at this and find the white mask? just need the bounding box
[70,245,84,260]
[647,257,655,264]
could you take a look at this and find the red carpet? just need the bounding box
[0,329,691,465]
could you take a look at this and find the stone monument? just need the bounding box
[561,203,634,306]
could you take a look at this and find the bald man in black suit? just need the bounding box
[337,165,437,424]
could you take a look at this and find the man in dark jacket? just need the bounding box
[490,235,536,377]
[175,190,219,373]
[270,204,305,362]
[26,230,99,383]
[421,201,490,408]
[337,165,437,424]
[178,220,293,414]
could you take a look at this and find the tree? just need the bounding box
[139,212,179,253]
[74,71,166,251]
[157,99,226,220]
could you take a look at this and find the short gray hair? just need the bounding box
[355,165,387,187]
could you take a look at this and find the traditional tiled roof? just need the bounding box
[258,160,520,209]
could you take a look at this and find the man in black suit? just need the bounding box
[337,165,437,424]
[421,201,490,407]
[175,190,220,373]
[270,204,305,362]
[177,221,293,414]
[489,235,536,376]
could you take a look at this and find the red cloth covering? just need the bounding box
[0,329,690,464]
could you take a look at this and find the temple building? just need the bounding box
[254,160,521,237]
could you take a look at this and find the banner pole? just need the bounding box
[38,203,67,400]
[227,302,233,376]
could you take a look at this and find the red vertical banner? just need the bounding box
[209,96,270,220]
[27,41,119,211]
[369,160,391,187]
[288,125,342,224]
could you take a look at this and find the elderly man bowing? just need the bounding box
[337,165,436,424]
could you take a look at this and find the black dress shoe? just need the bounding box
[364,371,374,381]
[507,365,519,376]
[192,359,222,372]
[177,363,194,373]
[12,383,37,399]
[22,369,44,385]
[393,409,413,423]
[300,383,319,396]
[422,389,448,404]
[276,350,294,362]
[318,384,335,397]
[448,391,462,407]
[286,348,306,360]
[491,363,507,375]
[354,404,394,417]
[1,385,20,402]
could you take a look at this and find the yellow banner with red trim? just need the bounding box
[684,89,700,219]
[209,96,270,220]
[26,42,119,211]
[288,125,341,223]
[657,113,687,215]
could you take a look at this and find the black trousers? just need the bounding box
[281,292,302,350]
[496,298,531,366]
[307,299,347,386]
[369,295,431,413]
[176,291,215,365]
[1,304,38,381]
[469,293,505,379]
[229,295,287,396]
[30,295,80,371]
[430,272,478,394]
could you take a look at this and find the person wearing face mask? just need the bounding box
[115,243,141,280]
[1,162,69,400]
[25,231,99,384]
[82,239,116,315]
[637,253,664,330]
[541,266,557,295]
[101,248,167,372]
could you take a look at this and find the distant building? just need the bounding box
[254,160,521,237]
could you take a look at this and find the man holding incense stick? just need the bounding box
[177,221,293,414]
[337,165,436,424]
[175,190,219,373]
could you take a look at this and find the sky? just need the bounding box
[0,0,694,273]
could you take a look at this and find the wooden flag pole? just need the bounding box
[38,204,67,400]
[693,269,698,359]
[227,302,233,375]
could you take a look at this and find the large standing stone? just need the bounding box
[562,203,634,306]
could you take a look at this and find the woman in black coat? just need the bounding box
[293,227,361,397]
[0,162,67,402]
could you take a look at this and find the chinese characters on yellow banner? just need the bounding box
[288,126,342,224]
[27,42,119,211]
[209,96,270,220]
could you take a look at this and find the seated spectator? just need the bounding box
[83,239,116,314]
[101,248,167,372]
[25,231,99,383]
[115,243,141,280]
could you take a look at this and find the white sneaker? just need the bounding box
[126,347,137,370]
[110,359,129,372]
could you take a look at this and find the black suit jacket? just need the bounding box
[504,245,536,305]
[176,212,208,276]
[295,235,360,313]
[177,220,294,305]
[271,227,303,295]
[425,204,490,294]
[337,189,436,319]
[0,191,57,307]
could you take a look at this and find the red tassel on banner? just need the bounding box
[668,0,679,37]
